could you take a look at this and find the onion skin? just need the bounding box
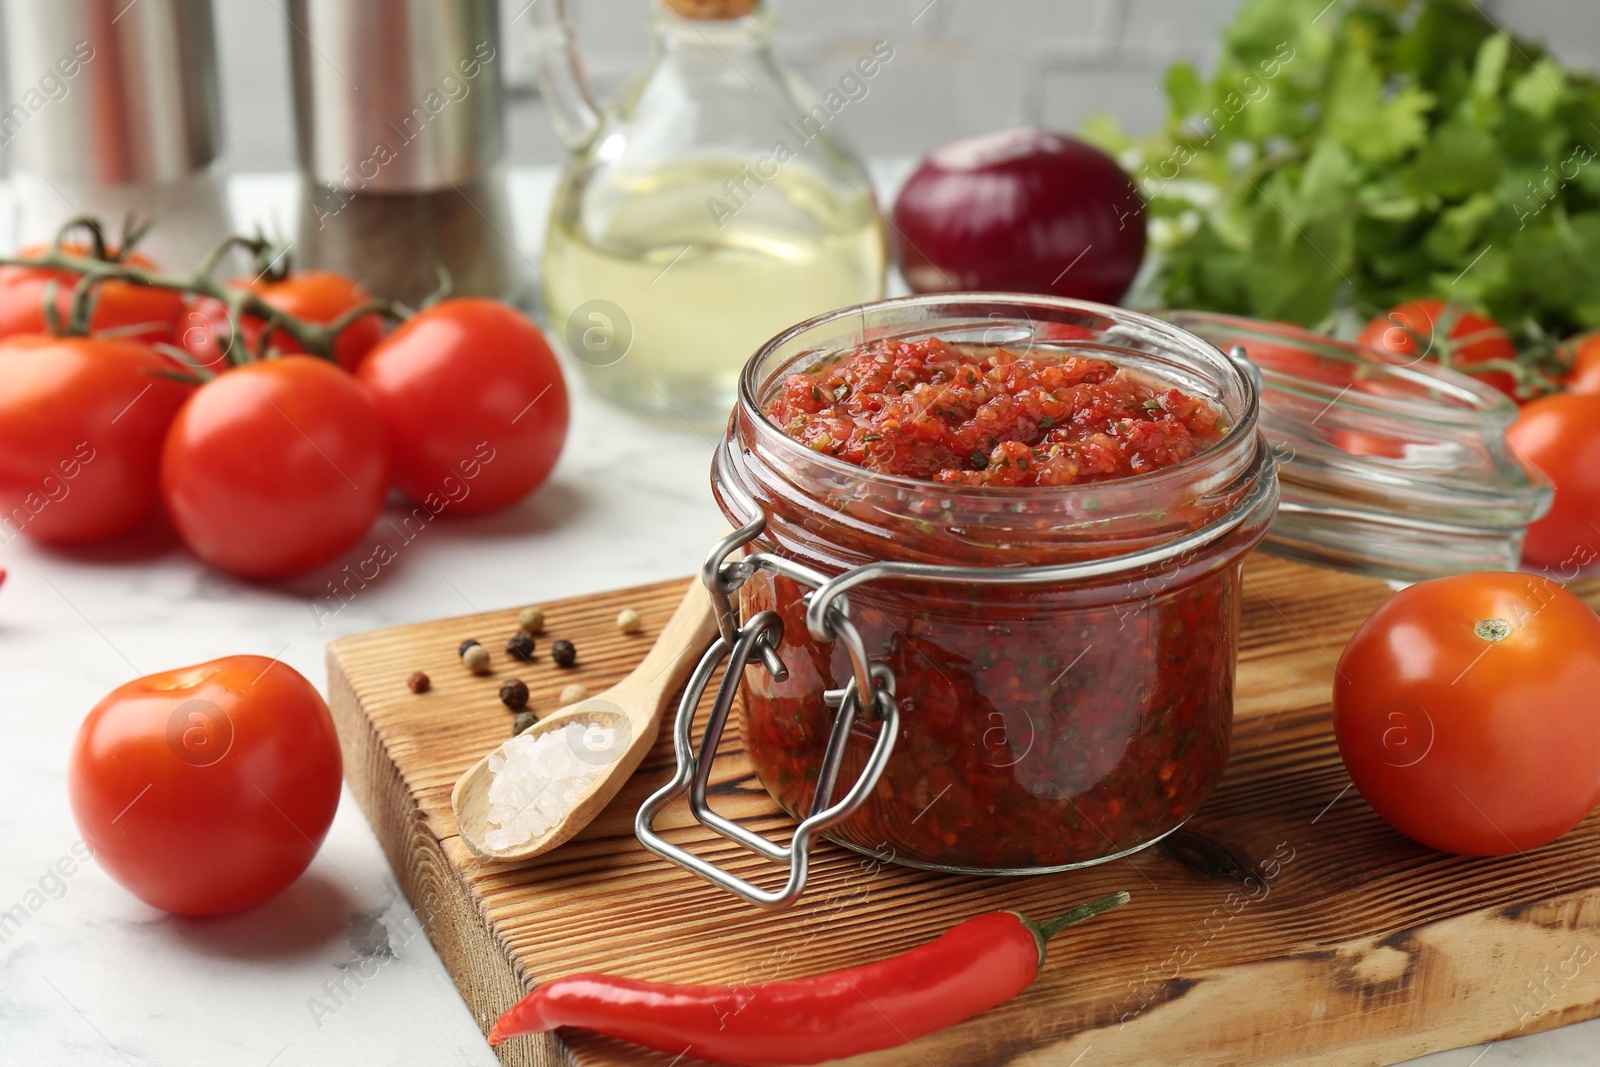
[892,128,1146,305]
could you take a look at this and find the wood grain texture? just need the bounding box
[325,556,1600,1067]
[451,580,718,862]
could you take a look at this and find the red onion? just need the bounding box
[891,128,1146,305]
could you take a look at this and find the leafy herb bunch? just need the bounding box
[1087,0,1600,338]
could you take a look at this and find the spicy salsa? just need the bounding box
[764,337,1225,486]
[738,335,1246,873]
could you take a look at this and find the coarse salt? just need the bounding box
[483,721,619,851]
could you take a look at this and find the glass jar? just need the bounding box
[1166,312,1552,582]
[637,294,1279,905]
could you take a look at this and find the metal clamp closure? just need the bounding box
[635,516,900,909]
[636,460,1274,907]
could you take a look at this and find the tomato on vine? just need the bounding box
[1233,330,1409,458]
[1358,299,1519,399]
[358,298,568,516]
[0,243,184,346]
[1505,393,1600,572]
[161,356,390,580]
[179,270,386,372]
[1559,332,1600,396]
[0,336,193,543]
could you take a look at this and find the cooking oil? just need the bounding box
[544,158,886,428]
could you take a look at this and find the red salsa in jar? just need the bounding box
[766,337,1226,486]
[726,319,1269,874]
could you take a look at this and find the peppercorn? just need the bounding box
[512,710,536,736]
[505,631,536,663]
[517,607,545,635]
[617,608,643,634]
[459,638,481,657]
[406,671,431,694]
[462,644,491,674]
[559,683,589,706]
[550,639,577,668]
[499,678,530,711]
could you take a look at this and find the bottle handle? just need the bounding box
[525,0,602,149]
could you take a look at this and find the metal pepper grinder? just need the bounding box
[1,0,232,268]
[288,0,524,308]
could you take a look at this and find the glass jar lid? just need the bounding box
[1163,312,1551,583]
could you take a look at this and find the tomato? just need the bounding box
[1504,394,1600,572]
[68,656,342,915]
[1327,428,1407,460]
[0,337,193,544]
[358,299,567,516]
[1333,572,1600,856]
[1357,299,1519,399]
[0,244,183,346]
[1560,332,1600,396]
[161,356,389,579]
[1239,337,1355,389]
[177,270,386,373]
[1220,332,1405,457]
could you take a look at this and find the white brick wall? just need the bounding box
[192,0,1600,173]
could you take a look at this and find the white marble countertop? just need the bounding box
[1,167,1594,1067]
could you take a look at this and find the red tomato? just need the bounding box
[68,656,342,915]
[1239,337,1354,389]
[1327,428,1407,460]
[161,356,390,579]
[358,299,567,516]
[1505,394,1600,572]
[0,336,193,544]
[1561,332,1600,396]
[1227,332,1406,457]
[1333,572,1600,855]
[0,244,183,346]
[1358,299,1519,399]
[177,270,385,373]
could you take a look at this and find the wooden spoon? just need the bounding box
[451,579,719,863]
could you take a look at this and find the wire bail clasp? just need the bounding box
[634,516,900,909]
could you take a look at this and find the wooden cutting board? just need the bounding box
[325,554,1600,1067]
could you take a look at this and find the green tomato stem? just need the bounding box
[6,215,413,361]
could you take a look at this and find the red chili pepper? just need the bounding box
[488,890,1128,1064]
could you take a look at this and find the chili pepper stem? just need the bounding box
[1015,891,1130,968]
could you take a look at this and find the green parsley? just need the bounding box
[1085,0,1600,336]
